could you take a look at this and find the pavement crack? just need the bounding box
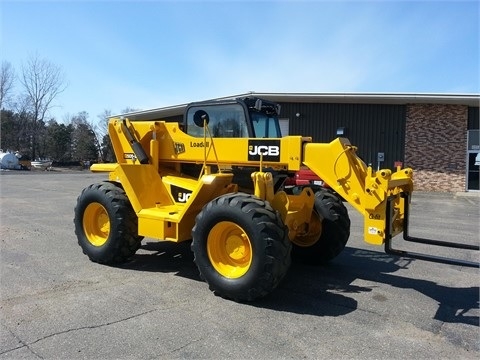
[170,337,204,353]
[148,336,205,359]
[1,324,44,359]
[0,308,156,357]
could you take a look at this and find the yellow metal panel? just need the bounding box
[90,163,118,172]
[271,188,316,241]
[135,172,236,242]
[107,118,306,170]
[162,175,199,190]
[304,138,368,215]
[109,164,173,213]
[138,216,178,241]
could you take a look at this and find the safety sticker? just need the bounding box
[368,227,378,235]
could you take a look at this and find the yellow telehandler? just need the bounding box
[74,97,478,301]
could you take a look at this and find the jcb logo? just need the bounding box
[247,140,281,162]
[248,145,280,157]
[171,185,192,203]
[178,192,191,203]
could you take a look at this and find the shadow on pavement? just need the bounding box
[342,247,479,326]
[119,240,200,282]
[119,241,478,325]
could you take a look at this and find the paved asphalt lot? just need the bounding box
[0,170,479,359]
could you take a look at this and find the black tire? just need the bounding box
[74,181,141,264]
[191,193,291,302]
[284,185,323,196]
[292,188,350,265]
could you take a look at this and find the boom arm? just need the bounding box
[303,138,413,245]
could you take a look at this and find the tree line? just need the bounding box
[1,108,113,164]
[0,55,136,165]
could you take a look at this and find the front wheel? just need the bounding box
[292,188,350,265]
[74,181,142,264]
[191,193,291,302]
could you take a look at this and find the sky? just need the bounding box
[1,0,479,124]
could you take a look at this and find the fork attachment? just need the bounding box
[384,192,479,268]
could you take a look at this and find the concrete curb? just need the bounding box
[455,191,480,197]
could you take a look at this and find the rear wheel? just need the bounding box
[74,181,141,264]
[191,193,291,302]
[292,188,350,265]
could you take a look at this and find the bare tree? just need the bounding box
[94,109,113,161]
[97,109,111,140]
[0,61,15,109]
[20,54,67,159]
[68,111,98,162]
[121,107,140,114]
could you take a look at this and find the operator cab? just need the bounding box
[182,97,286,190]
[184,97,282,139]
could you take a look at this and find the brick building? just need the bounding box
[405,104,472,192]
[123,92,480,192]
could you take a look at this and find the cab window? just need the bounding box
[186,104,249,138]
[251,112,281,138]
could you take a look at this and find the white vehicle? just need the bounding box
[0,149,22,170]
[31,159,52,170]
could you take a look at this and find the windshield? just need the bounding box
[251,112,282,138]
[186,104,249,138]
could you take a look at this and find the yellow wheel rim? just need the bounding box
[207,221,252,279]
[83,203,110,246]
[292,211,322,247]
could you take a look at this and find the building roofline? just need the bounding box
[117,92,480,120]
[245,91,480,106]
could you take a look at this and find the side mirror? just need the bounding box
[193,110,209,127]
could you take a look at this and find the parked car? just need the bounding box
[284,167,330,193]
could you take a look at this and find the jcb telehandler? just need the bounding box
[74,97,479,302]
